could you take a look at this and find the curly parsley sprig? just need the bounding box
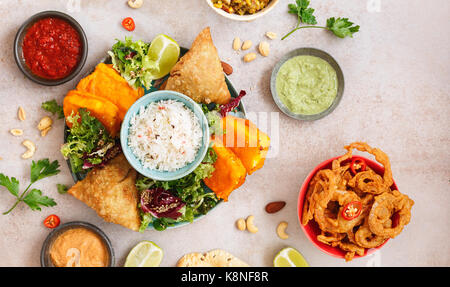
[1,159,60,215]
[282,0,360,40]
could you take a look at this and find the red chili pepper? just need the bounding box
[350,158,367,175]
[341,201,362,220]
[122,17,135,31]
[43,214,60,229]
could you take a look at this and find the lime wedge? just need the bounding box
[273,247,309,267]
[124,241,163,267]
[148,34,180,79]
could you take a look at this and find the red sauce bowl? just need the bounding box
[297,155,395,260]
[14,11,88,86]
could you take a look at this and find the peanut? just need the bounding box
[258,41,270,57]
[18,107,26,121]
[241,40,253,50]
[37,116,53,131]
[232,37,241,51]
[40,126,51,137]
[236,218,246,231]
[243,53,257,63]
[265,31,277,40]
[10,129,23,136]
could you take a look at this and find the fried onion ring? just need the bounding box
[368,190,414,238]
[355,221,388,248]
[302,169,337,226]
[317,231,346,245]
[314,189,363,233]
[348,169,390,195]
[344,142,394,188]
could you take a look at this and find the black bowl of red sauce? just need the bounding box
[14,11,88,86]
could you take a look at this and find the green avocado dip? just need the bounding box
[275,55,338,115]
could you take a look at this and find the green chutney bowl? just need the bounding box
[270,48,344,121]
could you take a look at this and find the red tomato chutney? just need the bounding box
[22,17,82,80]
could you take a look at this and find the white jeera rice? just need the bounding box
[128,99,203,171]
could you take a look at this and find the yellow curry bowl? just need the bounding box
[206,0,279,22]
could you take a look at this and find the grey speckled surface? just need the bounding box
[0,0,449,267]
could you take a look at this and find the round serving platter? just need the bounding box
[64,47,246,230]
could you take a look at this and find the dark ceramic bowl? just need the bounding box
[14,11,88,86]
[270,48,344,121]
[40,221,115,267]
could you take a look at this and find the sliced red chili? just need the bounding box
[122,17,135,31]
[43,214,60,229]
[341,201,362,220]
[350,158,367,175]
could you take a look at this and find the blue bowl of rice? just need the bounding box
[120,90,210,181]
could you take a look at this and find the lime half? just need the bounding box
[124,241,163,267]
[148,34,180,79]
[273,247,309,267]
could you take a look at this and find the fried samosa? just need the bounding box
[165,27,231,105]
[67,153,141,231]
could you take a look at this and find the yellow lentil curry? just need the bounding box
[212,0,271,15]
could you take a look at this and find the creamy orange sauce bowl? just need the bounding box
[40,221,115,267]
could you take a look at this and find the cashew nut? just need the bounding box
[245,215,258,233]
[37,116,53,131]
[128,0,143,9]
[21,140,36,159]
[236,218,246,231]
[276,221,289,240]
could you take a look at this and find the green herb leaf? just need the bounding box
[326,17,360,38]
[23,189,57,211]
[0,174,20,197]
[30,159,60,183]
[57,184,68,194]
[300,7,317,25]
[42,100,64,119]
[283,1,359,40]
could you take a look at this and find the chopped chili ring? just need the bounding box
[122,17,135,31]
[43,214,60,229]
[350,158,367,175]
[341,201,362,221]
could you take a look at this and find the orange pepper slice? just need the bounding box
[63,90,121,137]
[204,138,247,201]
[217,116,270,175]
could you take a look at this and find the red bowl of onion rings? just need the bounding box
[297,155,396,260]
